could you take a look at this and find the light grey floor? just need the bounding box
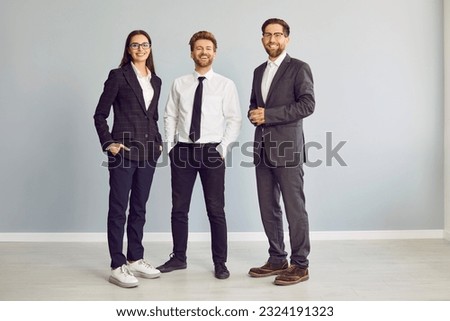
[1,239,450,301]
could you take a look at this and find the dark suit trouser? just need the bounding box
[170,143,227,264]
[255,153,310,268]
[108,154,156,269]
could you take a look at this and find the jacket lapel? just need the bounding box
[266,54,291,105]
[146,76,160,116]
[122,64,146,113]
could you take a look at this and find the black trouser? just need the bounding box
[107,154,156,269]
[169,143,227,264]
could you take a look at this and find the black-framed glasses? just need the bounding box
[129,42,151,50]
[262,32,285,39]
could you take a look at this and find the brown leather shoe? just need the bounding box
[248,260,288,277]
[273,265,309,285]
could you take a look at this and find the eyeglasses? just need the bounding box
[262,32,285,39]
[129,42,151,50]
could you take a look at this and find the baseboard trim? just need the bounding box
[444,230,450,241]
[0,230,444,242]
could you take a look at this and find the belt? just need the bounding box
[176,142,219,148]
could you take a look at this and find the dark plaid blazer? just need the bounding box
[94,63,162,162]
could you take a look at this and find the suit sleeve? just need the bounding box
[247,69,259,125]
[93,70,119,151]
[264,63,315,125]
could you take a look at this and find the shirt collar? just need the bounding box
[131,62,151,79]
[194,68,214,80]
[267,51,287,68]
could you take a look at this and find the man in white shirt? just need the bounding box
[158,31,241,279]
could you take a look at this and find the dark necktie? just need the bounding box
[189,76,206,142]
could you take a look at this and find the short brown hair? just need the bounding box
[189,31,218,52]
[262,18,290,37]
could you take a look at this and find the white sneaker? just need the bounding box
[128,259,161,279]
[109,264,139,288]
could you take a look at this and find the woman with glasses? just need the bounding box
[94,30,162,288]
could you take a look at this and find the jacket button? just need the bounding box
[145,134,148,138]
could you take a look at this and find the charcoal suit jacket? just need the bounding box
[249,54,315,167]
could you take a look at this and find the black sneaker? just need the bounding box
[156,253,187,273]
[214,263,230,279]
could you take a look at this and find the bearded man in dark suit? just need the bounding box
[248,18,315,286]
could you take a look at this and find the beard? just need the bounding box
[264,44,284,59]
[193,54,214,68]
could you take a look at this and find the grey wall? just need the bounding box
[445,0,450,239]
[0,0,444,233]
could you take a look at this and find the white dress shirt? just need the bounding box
[261,51,287,103]
[164,69,242,158]
[131,62,154,109]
